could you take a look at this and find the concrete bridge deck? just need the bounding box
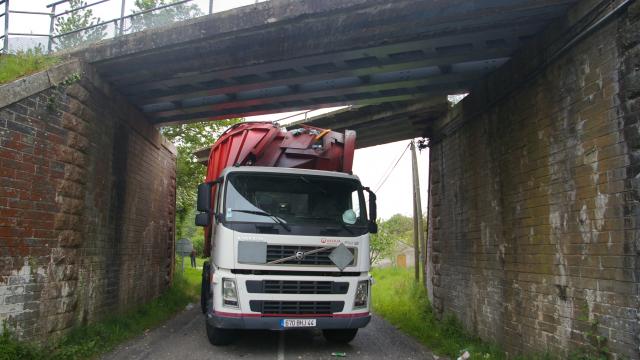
[70,1,576,134]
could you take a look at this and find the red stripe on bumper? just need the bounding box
[333,312,370,318]
[214,311,370,319]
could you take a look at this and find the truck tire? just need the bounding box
[205,321,236,346]
[201,262,210,314]
[322,329,358,343]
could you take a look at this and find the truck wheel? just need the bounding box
[322,329,358,343]
[206,321,236,346]
[200,262,210,314]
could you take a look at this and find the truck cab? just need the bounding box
[196,165,377,345]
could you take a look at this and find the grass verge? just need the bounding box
[0,48,60,85]
[371,267,504,359]
[0,260,204,360]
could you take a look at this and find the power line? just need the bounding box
[374,142,410,193]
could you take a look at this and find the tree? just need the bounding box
[191,227,205,257]
[369,219,395,265]
[130,0,203,32]
[369,214,414,265]
[161,119,242,239]
[384,214,414,246]
[54,0,106,50]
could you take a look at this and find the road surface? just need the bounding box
[102,306,438,360]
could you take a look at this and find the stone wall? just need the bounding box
[0,61,176,340]
[427,1,639,358]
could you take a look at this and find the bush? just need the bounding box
[191,227,205,257]
[0,325,41,360]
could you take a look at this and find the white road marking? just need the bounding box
[277,331,285,360]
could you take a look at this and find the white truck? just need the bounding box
[194,122,378,345]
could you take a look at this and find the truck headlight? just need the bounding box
[222,278,238,307]
[354,280,369,308]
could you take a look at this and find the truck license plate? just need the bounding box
[280,319,316,328]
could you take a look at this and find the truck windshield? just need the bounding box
[224,173,366,229]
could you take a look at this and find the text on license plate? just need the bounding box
[280,319,316,328]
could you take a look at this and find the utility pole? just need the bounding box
[410,140,424,282]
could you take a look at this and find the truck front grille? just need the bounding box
[246,280,349,294]
[266,245,355,266]
[249,300,344,315]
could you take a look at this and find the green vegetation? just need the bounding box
[0,48,59,85]
[371,267,503,359]
[54,0,106,50]
[0,262,203,360]
[573,306,610,360]
[131,0,203,32]
[370,213,418,264]
[371,267,607,359]
[161,120,242,241]
[190,226,205,257]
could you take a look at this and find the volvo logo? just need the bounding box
[295,251,305,260]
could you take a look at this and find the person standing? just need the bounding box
[190,249,197,268]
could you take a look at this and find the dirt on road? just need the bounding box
[101,306,437,360]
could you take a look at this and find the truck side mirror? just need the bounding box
[368,221,378,234]
[364,187,378,234]
[196,179,221,227]
[197,182,213,212]
[195,212,210,227]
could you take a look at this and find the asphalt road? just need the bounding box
[102,305,438,360]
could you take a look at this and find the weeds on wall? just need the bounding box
[571,305,611,360]
[46,72,84,113]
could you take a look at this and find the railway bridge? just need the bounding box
[0,0,638,357]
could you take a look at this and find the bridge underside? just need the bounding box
[72,0,577,146]
[289,100,448,149]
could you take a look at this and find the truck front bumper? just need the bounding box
[207,311,371,330]
[208,270,372,330]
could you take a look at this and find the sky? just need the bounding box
[7,0,430,220]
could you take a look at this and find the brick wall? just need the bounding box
[427,1,639,358]
[0,61,176,340]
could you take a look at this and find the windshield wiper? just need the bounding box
[230,209,291,232]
